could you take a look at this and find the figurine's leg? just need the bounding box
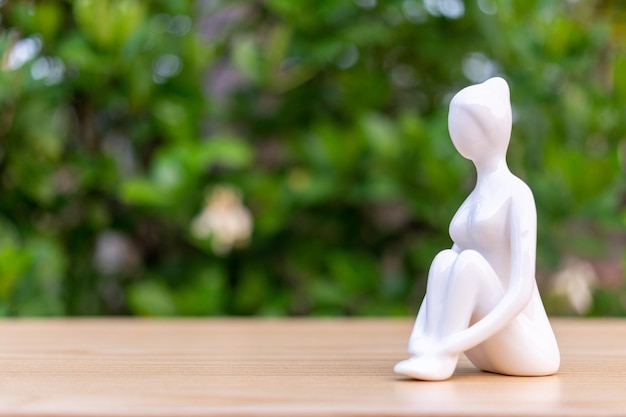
[396,250,502,380]
[463,290,561,376]
[407,249,458,355]
[435,249,504,338]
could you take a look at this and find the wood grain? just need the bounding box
[0,318,624,416]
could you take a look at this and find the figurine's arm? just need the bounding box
[441,191,537,354]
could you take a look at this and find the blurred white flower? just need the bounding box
[552,257,597,314]
[3,36,42,70]
[191,186,253,255]
[93,231,141,276]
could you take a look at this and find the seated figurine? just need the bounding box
[394,77,560,381]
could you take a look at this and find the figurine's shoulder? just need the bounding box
[507,174,534,198]
[505,174,536,215]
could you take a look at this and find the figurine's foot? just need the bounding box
[408,336,438,356]
[394,353,458,381]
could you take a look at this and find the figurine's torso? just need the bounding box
[449,172,534,289]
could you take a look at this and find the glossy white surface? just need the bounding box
[394,77,560,381]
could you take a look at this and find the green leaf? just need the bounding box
[0,245,30,300]
[73,0,114,48]
[119,178,170,207]
[232,36,264,83]
[614,54,626,102]
[127,280,177,316]
[197,136,254,169]
[360,113,400,158]
[152,98,195,143]
[174,268,227,315]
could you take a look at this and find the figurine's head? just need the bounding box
[448,77,512,162]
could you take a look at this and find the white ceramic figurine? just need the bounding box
[394,77,560,381]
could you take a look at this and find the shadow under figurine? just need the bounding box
[394,77,560,381]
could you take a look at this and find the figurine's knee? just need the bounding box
[450,250,495,288]
[453,249,486,271]
[431,249,458,273]
[457,249,483,261]
[427,249,458,286]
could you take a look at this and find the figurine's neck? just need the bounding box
[474,156,510,184]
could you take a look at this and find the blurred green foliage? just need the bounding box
[0,0,624,316]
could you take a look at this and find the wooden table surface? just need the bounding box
[0,318,624,416]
